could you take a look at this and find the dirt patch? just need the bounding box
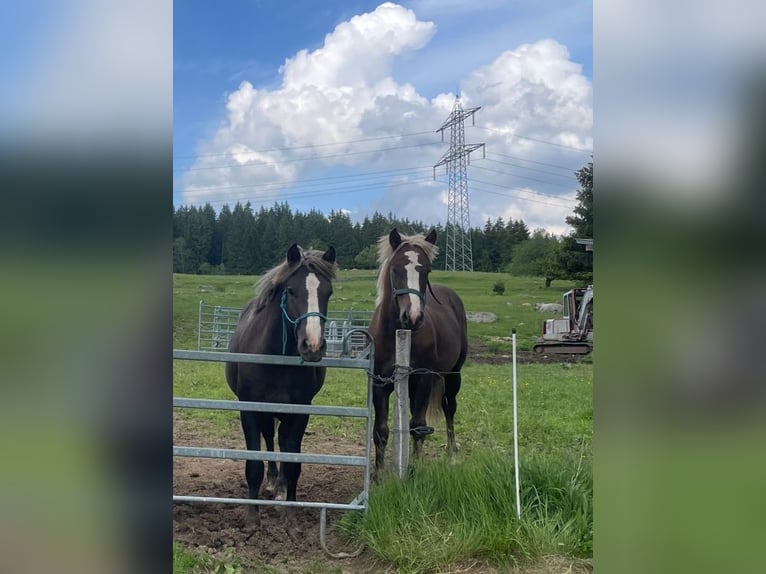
[468,340,592,365]
[173,414,378,572]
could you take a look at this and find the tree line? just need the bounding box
[173,162,593,284]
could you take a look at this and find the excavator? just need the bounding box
[532,285,593,355]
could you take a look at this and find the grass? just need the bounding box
[173,271,593,572]
[173,543,345,574]
[173,361,592,463]
[173,543,247,573]
[339,452,592,574]
[173,270,583,352]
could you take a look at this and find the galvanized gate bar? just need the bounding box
[174,495,365,511]
[197,302,373,353]
[174,445,367,466]
[173,397,368,418]
[173,348,371,369]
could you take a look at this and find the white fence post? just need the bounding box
[512,328,521,519]
[391,329,411,479]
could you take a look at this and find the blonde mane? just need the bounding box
[375,232,439,307]
[253,248,337,310]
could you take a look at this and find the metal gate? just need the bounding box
[197,301,372,356]
[173,330,374,557]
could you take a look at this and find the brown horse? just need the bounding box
[368,228,468,477]
[225,244,336,528]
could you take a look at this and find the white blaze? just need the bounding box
[305,273,322,350]
[404,250,422,323]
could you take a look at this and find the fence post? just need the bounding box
[391,329,411,479]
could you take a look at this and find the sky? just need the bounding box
[173,0,593,236]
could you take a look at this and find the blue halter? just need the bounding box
[389,268,426,306]
[279,289,329,355]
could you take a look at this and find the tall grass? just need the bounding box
[339,451,592,574]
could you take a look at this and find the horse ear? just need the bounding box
[322,245,336,263]
[286,243,301,265]
[389,228,402,250]
[425,229,437,245]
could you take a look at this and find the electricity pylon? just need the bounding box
[434,96,484,272]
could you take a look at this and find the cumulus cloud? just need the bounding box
[179,3,592,236]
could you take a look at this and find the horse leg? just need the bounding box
[444,372,462,459]
[372,384,392,481]
[408,374,433,461]
[275,413,310,540]
[259,414,279,496]
[239,410,264,525]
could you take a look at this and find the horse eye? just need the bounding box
[286,287,295,296]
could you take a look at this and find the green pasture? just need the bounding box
[173,271,592,572]
[173,270,584,354]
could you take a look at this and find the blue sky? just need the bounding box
[174,1,593,234]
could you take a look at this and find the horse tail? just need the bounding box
[425,375,445,427]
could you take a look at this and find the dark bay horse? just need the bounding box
[368,228,468,477]
[225,244,336,528]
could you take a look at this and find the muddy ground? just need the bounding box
[174,412,377,572]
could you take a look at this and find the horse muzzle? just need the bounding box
[298,336,326,362]
[398,308,425,330]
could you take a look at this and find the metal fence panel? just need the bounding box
[173,333,375,556]
[197,301,373,356]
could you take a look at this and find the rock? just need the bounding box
[466,312,497,323]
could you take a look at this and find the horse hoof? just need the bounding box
[246,506,261,527]
[262,482,276,497]
[284,510,304,542]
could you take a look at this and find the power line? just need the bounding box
[485,151,579,172]
[465,176,576,203]
[177,165,576,211]
[178,174,435,205]
[175,174,435,208]
[179,165,433,194]
[482,157,576,180]
[173,131,436,160]
[175,141,443,172]
[472,164,573,189]
[474,125,592,153]
[469,182,575,209]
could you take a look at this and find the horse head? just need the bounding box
[280,244,336,362]
[386,228,437,330]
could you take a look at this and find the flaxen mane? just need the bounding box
[252,248,338,312]
[375,232,439,307]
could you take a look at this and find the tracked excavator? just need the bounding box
[532,285,593,355]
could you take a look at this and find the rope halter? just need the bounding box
[279,289,329,355]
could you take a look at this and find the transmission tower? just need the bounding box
[434,96,485,272]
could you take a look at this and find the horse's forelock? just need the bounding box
[254,248,337,307]
[375,232,438,307]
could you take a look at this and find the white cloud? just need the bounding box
[462,40,592,151]
[281,2,435,90]
[180,3,591,235]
